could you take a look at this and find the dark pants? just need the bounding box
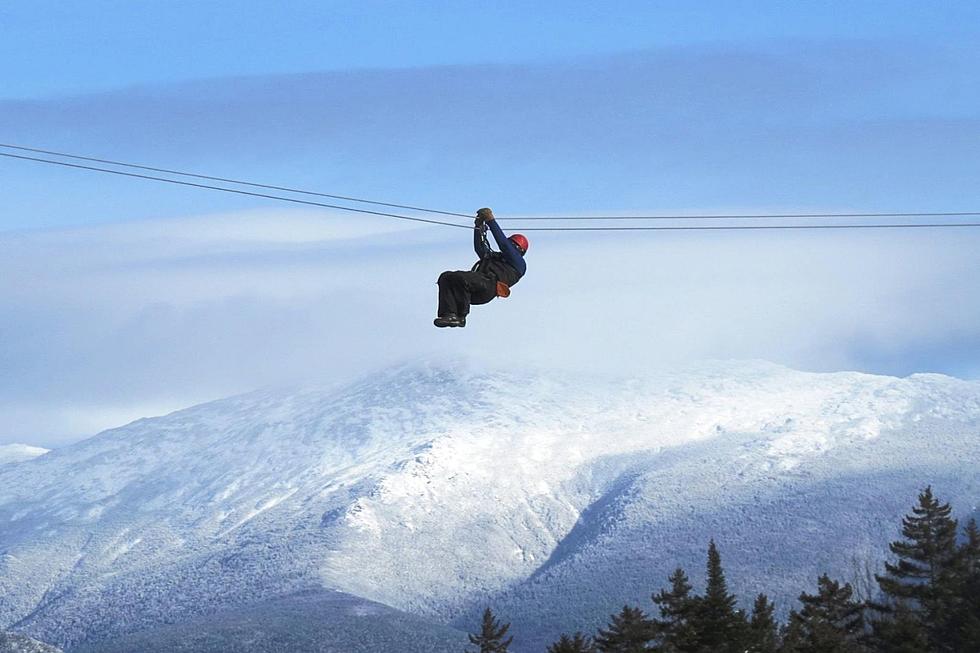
[437,270,496,317]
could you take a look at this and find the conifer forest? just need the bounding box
[468,487,980,653]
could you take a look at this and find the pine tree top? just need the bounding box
[877,487,961,604]
[794,574,865,635]
[652,567,696,619]
[547,631,596,653]
[750,593,776,625]
[747,594,778,653]
[595,604,656,651]
[467,607,513,653]
[703,539,738,613]
[963,518,980,555]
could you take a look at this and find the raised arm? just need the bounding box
[474,222,490,258]
[487,219,527,276]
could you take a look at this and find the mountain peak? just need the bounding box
[0,444,49,465]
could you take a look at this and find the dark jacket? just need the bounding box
[472,221,527,286]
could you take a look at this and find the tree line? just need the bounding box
[466,487,980,652]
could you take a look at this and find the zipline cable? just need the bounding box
[0,142,473,219]
[508,211,980,220]
[514,222,980,232]
[5,144,980,224]
[0,152,472,229]
[3,149,980,232]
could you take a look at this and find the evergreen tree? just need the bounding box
[779,616,803,653]
[651,567,700,652]
[874,486,960,651]
[868,601,930,653]
[466,607,513,653]
[548,631,598,653]
[785,575,866,653]
[746,593,778,653]
[595,605,656,653]
[962,518,980,576]
[690,540,747,652]
[951,518,980,650]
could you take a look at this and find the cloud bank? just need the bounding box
[1,210,977,447]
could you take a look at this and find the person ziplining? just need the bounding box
[434,208,529,328]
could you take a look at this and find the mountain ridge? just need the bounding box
[0,360,977,651]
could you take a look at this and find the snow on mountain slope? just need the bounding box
[0,361,977,651]
[0,631,62,653]
[0,446,48,466]
[484,414,979,651]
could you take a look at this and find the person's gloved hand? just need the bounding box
[476,207,495,222]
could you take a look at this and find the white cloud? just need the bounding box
[1,209,978,447]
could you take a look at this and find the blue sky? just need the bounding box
[1,2,979,445]
[4,1,979,99]
[2,2,979,231]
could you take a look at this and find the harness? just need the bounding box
[474,221,513,298]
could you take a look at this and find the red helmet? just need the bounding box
[509,234,529,253]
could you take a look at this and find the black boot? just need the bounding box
[434,314,464,328]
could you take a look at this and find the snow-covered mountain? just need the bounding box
[0,361,977,651]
